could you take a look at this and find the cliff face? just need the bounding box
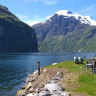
[32,11,96,52]
[0,5,38,52]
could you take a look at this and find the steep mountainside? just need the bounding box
[32,10,96,52]
[0,5,38,52]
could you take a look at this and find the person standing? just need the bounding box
[74,56,78,64]
[37,61,40,75]
[78,56,82,63]
[93,59,96,73]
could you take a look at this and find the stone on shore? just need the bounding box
[16,68,70,96]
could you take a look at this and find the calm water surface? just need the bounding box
[0,52,96,96]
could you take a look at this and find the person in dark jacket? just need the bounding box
[37,61,40,75]
[93,59,96,73]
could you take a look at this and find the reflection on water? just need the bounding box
[0,52,96,96]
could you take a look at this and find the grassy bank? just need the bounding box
[45,60,96,96]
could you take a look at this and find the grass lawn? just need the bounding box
[45,59,96,96]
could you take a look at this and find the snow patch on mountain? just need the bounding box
[55,10,96,26]
[32,10,96,26]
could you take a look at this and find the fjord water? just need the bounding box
[0,52,95,96]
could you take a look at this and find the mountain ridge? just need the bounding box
[32,10,96,27]
[32,10,96,52]
[55,10,96,26]
[0,5,38,52]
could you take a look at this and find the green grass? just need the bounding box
[77,73,96,96]
[45,60,87,72]
[45,59,96,96]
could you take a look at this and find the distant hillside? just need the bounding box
[0,5,38,52]
[32,10,96,52]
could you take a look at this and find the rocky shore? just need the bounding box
[17,68,71,96]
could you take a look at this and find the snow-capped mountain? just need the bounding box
[32,10,96,52]
[32,10,96,26]
[55,10,96,26]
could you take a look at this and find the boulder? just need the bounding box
[55,71,63,78]
[26,82,32,90]
[61,92,71,96]
[26,77,36,84]
[45,83,63,92]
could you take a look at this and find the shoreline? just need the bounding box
[16,67,71,96]
[16,59,96,96]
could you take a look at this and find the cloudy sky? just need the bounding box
[1,0,96,26]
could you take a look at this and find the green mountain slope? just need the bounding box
[0,5,38,52]
[32,14,96,52]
